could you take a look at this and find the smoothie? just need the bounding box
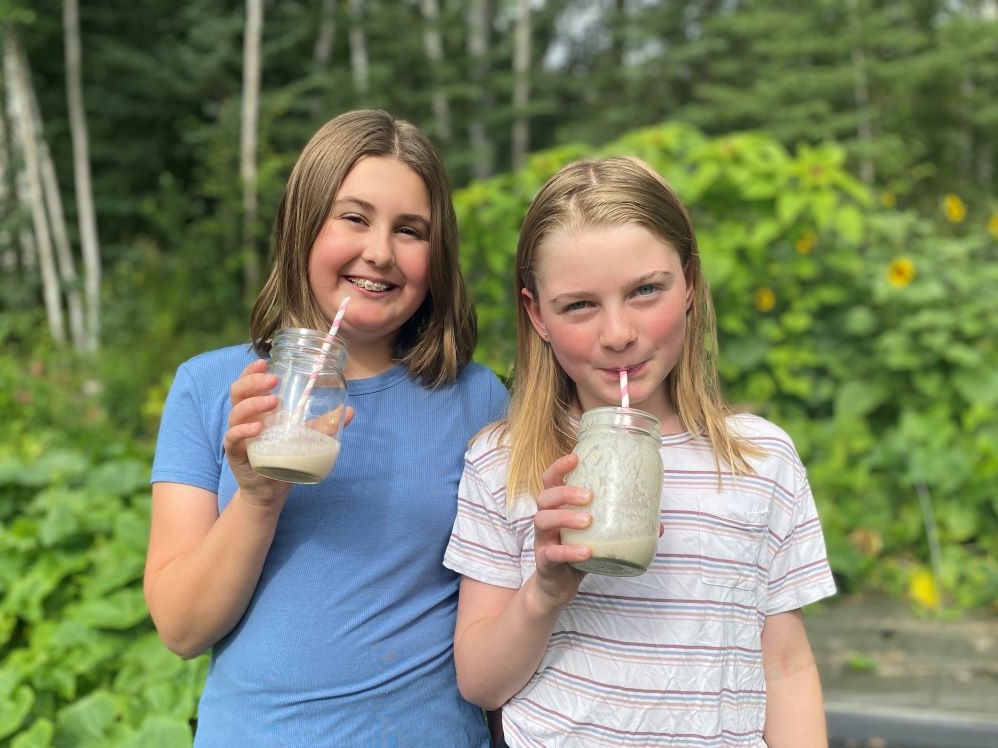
[247,424,341,484]
[561,407,663,577]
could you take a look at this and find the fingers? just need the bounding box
[229,359,279,430]
[540,452,579,492]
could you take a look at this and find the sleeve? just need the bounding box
[149,363,223,493]
[443,436,525,589]
[764,458,837,615]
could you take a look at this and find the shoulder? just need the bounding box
[167,343,259,404]
[726,412,795,444]
[176,343,259,377]
[726,412,807,477]
[457,362,508,394]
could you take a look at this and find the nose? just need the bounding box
[361,229,395,268]
[599,307,636,351]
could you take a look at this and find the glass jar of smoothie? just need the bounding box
[560,407,663,576]
[246,327,348,484]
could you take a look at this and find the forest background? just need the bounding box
[1,0,997,745]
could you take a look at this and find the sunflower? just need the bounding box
[943,193,966,223]
[887,257,916,288]
[754,287,776,312]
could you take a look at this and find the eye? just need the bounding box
[633,283,661,298]
[342,213,367,225]
[396,225,426,240]
[561,300,591,313]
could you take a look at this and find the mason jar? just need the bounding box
[560,407,663,576]
[246,327,348,484]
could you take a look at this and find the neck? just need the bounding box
[344,340,398,380]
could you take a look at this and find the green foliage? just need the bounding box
[0,448,206,747]
[458,121,998,611]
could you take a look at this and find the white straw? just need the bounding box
[619,368,629,409]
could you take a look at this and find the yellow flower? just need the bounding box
[908,568,940,610]
[795,230,816,255]
[754,287,776,312]
[988,212,998,240]
[881,191,896,209]
[887,257,916,288]
[943,193,966,223]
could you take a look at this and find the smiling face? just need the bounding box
[522,222,692,427]
[307,156,432,375]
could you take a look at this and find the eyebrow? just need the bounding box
[548,270,673,306]
[334,197,431,231]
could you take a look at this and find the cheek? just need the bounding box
[646,304,688,347]
[547,324,593,370]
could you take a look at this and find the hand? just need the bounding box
[531,452,593,610]
[224,359,292,508]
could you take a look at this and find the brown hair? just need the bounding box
[504,156,759,497]
[249,109,476,386]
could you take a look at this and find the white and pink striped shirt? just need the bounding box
[444,413,836,747]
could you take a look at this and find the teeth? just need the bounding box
[350,277,391,292]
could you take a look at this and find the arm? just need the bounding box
[761,609,828,748]
[453,453,593,710]
[143,359,290,658]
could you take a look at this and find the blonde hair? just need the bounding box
[250,109,476,387]
[503,157,760,497]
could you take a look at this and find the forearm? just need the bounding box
[454,575,566,710]
[145,491,282,658]
[761,610,828,748]
[763,659,827,747]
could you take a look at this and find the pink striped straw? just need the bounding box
[291,296,350,421]
[619,368,629,409]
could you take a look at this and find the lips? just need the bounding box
[347,276,394,292]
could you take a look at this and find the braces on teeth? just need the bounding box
[351,278,390,291]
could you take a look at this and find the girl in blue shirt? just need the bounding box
[145,109,508,747]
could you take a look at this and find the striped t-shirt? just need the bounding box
[443,413,836,747]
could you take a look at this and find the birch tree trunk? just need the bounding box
[310,0,337,117]
[64,0,101,352]
[36,106,86,351]
[0,54,13,274]
[421,0,451,142]
[348,0,370,97]
[3,27,65,344]
[511,0,532,171]
[313,0,337,70]
[241,0,263,298]
[467,0,494,179]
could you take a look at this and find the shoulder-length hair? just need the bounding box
[250,109,476,387]
[504,156,758,498]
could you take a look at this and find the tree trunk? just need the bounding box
[313,0,337,69]
[0,52,14,274]
[421,0,451,142]
[847,0,875,184]
[511,0,532,170]
[36,104,86,351]
[467,0,494,179]
[3,27,65,344]
[348,0,369,97]
[64,0,101,352]
[241,0,263,299]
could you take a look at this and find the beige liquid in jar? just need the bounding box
[247,424,341,484]
[561,407,663,577]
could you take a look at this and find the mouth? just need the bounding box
[346,276,394,292]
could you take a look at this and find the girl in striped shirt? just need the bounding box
[444,156,835,747]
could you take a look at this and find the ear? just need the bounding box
[685,270,695,313]
[521,287,549,340]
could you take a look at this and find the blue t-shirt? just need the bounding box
[151,343,508,747]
